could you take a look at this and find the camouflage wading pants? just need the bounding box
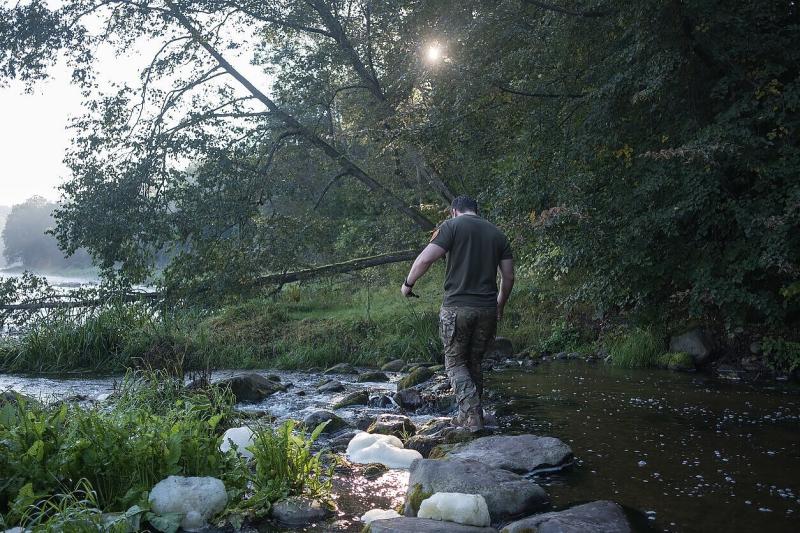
[439,306,497,421]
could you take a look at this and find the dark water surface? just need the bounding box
[488,361,800,533]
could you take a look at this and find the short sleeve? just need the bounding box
[430,220,454,251]
[500,235,513,260]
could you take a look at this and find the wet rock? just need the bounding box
[265,374,281,382]
[381,359,407,372]
[333,390,370,409]
[361,509,402,525]
[295,390,307,396]
[486,337,514,360]
[669,328,715,365]
[369,394,396,409]
[149,476,228,532]
[216,373,286,403]
[500,500,631,533]
[447,435,573,474]
[317,380,346,393]
[358,371,390,383]
[418,418,453,436]
[404,458,549,522]
[270,496,334,526]
[302,410,350,433]
[398,367,435,389]
[0,391,35,406]
[394,388,424,410]
[368,414,416,438]
[368,517,498,533]
[429,365,445,373]
[323,362,358,374]
[660,352,695,371]
[327,429,360,452]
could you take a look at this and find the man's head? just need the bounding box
[451,195,478,217]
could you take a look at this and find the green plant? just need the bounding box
[608,328,664,368]
[762,337,800,374]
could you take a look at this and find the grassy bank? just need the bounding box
[0,371,331,530]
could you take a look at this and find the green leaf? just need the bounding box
[145,511,183,533]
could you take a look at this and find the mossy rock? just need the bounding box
[324,362,358,374]
[397,367,434,389]
[381,359,406,372]
[357,371,390,383]
[362,462,389,479]
[407,483,433,516]
[658,352,695,371]
[332,390,370,409]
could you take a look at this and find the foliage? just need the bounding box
[608,328,664,368]
[761,337,800,374]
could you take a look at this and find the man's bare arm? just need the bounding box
[497,258,515,320]
[400,243,447,296]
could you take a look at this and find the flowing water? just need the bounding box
[1,362,798,532]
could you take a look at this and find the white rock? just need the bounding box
[417,492,491,527]
[148,476,228,532]
[220,426,255,459]
[360,508,402,524]
[346,431,422,469]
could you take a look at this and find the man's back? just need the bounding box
[431,214,512,308]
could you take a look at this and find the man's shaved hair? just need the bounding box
[451,195,478,214]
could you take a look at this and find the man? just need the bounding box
[401,195,514,431]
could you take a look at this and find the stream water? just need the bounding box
[1,361,798,532]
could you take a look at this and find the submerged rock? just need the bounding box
[418,493,491,527]
[149,476,228,532]
[398,367,435,389]
[220,426,255,459]
[447,434,573,474]
[271,496,334,526]
[324,362,358,374]
[347,431,423,469]
[381,359,407,372]
[358,371,390,382]
[368,517,498,533]
[216,373,285,403]
[333,390,370,409]
[404,458,549,522]
[500,500,631,533]
[368,414,416,438]
[302,410,349,433]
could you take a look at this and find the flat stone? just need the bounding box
[404,458,548,522]
[500,500,631,533]
[447,434,573,474]
[216,374,286,403]
[358,371,390,383]
[381,359,407,372]
[271,496,334,526]
[369,517,498,533]
[323,362,358,374]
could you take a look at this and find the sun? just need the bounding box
[425,43,442,63]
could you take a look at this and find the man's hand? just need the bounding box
[400,282,413,297]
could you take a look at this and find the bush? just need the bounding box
[762,337,800,374]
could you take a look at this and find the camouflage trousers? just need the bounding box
[439,306,497,421]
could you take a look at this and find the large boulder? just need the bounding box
[404,458,549,523]
[368,414,416,439]
[216,374,285,403]
[669,328,715,365]
[398,367,434,389]
[324,362,358,374]
[368,517,498,533]
[302,410,350,433]
[447,435,573,474]
[271,496,334,526]
[500,501,631,533]
[149,476,228,532]
[381,359,407,372]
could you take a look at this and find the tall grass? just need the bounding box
[608,328,664,368]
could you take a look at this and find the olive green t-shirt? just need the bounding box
[430,214,513,308]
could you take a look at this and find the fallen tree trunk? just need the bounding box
[0,249,421,311]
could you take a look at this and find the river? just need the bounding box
[1,361,798,532]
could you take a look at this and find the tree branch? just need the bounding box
[520,0,615,18]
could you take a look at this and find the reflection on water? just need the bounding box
[489,361,800,533]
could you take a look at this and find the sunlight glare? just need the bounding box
[425,43,442,63]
